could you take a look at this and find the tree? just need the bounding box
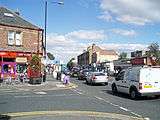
[146,42,160,65]
[119,52,127,60]
[47,52,55,60]
[30,54,41,71]
[67,58,76,70]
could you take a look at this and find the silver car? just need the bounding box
[86,72,108,85]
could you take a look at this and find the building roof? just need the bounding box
[0,7,41,30]
[100,50,118,56]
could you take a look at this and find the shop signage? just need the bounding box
[16,57,27,63]
[17,53,31,57]
[0,52,16,58]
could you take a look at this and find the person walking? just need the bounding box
[63,73,70,85]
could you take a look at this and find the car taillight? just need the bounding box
[92,76,97,80]
[139,83,142,90]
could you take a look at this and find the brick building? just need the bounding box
[0,7,43,80]
[77,51,89,66]
[77,44,118,66]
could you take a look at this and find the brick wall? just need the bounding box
[0,25,43,53]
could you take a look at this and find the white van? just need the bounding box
[111,66,160,99]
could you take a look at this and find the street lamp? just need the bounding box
[44,0,64,58]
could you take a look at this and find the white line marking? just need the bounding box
[94,96,146,118]
[119,107,130,112]
[144,118,150,120]
[109,103,119,107]
[14,94,77,98]
[34,92,47,95]
[72,89,83,95]
[94,96,104,100]
[76,91,83,95]
[130,112,142,117]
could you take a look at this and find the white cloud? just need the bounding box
[46,30,105,63]
[46,30,147,63]
[100,43,147,51]
[111,29,136,37]
[99,0,160,25]
[66,30,106,40]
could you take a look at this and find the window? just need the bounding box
[15,32,22,46]
[8,31,14,45]
[117,71,125,80]
[8,31,22,46]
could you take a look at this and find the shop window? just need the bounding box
[15,32,22,46]
[16,64,27,73]
[3,64,9,73]
[8,31,14,45]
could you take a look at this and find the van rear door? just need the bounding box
[140,67,160,93]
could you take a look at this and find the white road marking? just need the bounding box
[119,107,130,112]
[72,89,84,95]
[94,96,104,100]
[34,92,47,95]
[14,94,77,98]
[130,112,142,118]
[109,103,119,107]
[94,95,147,118]
[144,118,150,120]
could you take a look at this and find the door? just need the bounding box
[115,71,125,92]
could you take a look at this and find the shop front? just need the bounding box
[0,51,32,81]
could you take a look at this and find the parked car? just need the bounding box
[111,66,160,99]
[78,69,90,80]
[86,72,108,85]
[70,67,80,77]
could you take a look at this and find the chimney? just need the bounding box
[15,8,20,15]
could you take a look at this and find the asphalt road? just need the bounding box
[0,77,159,120]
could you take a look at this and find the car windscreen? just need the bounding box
[94,73,105,76]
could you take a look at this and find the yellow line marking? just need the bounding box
[5,110,145,120]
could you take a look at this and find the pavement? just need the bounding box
[0,74,77,92]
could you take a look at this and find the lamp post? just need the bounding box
[44,0,64,58]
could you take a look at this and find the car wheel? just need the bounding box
[105,82,108,85]
[86,80,89,84]
[90,80,92,85]
[130,89,138,100]
[155,95,160,99]
[112,84,117,94]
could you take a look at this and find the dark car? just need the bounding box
[78,69,90,80]
[70,67,80,77]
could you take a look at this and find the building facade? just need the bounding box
[0,7,43,80]
[77,44,118,66]
[77,51,89,66]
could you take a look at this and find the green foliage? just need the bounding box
[146,42,160,65]
[119,52,127,60]
[47,52,55,60]
[67,58,76,70]
[30,54,41,71]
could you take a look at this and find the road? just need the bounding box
[0,77,159,120]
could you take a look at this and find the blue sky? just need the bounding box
[1,0,160,63]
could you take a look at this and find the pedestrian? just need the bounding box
[63,73,70,85]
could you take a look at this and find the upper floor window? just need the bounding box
[8,31,22,46]
[15,32,22,46]
[8,31,14,45]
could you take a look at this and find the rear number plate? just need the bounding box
[144,85,152,88]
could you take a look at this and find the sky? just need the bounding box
[1,0,160,63]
